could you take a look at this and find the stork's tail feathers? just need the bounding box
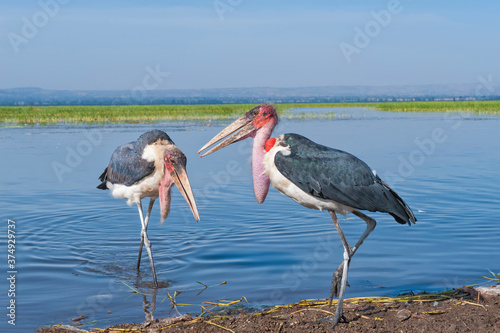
[97,167,109,190]
[381,179,417,225]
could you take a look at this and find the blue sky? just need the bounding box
[0,0,499,90]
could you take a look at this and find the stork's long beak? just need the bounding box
[170,164,200,222]
[198,113,256,157]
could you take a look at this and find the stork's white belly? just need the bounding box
[263,141,355,215]
[107,169,163,206]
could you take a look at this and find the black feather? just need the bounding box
[96,130,173,188]
[96,167,109,190]
[275,133,416,225]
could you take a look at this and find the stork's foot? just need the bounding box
[308,314,349,329]
[329,262,350,305]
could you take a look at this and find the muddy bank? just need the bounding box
[38,286,500,333]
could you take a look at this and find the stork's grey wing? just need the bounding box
[275,133,416,224]
[97,143,155,188]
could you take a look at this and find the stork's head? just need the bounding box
[198,104,278,157]
[161,146,200,222]
[198,104,278,204]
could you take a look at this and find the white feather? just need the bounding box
[141,144,158,162]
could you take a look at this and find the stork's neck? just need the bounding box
[252,121,274,203]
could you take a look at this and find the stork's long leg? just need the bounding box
[137,200,158,287]
[324,211,353,327]
[137,198,155,269]
[329,210,377,304]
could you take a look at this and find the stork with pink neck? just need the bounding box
[199,104,416,328]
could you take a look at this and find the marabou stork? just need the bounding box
[97,130,200,286]
[198,105,416,327]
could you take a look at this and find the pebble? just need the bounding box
[475,285,500,296]
[396,309,412,322]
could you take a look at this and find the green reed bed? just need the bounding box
[1,101,499,125]
[0,104,257,125]
[362,100,500,113]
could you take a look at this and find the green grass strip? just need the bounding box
[1,101,499,125]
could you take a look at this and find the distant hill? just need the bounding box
[0,84,498,106]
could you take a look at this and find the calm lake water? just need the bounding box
[1,107,499,332]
